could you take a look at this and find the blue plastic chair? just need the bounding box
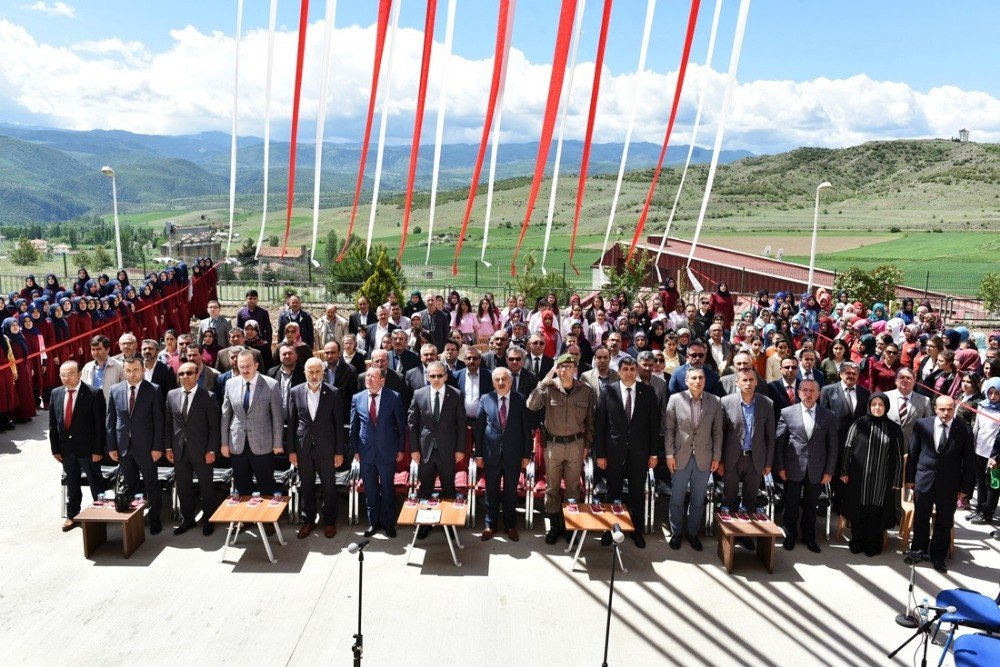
[953,633,1000,666]
[933,586,1000,664]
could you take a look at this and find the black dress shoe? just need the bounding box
[384,525,397,538]
[632,532,646,549]
[849,543,863,554]
[971,515,994,525]
[173,521,197,536]
[150,519,163,535]
[783,537,795,551]
[202,522,215,536]
[417,525,431,540]
[601,531,612,546]
[688,534,703,552]
[363,527,379,538]
[545,527,560,545]
[737,537,756,552]
[932,560,948,573]
[805,541,821,553]
[669,534,682,550]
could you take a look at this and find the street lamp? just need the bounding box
[807,181,832,294]
[101,165,124,269]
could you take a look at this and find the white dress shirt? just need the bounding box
[306,384,321,420]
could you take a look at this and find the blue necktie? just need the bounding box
[242,381,251,412]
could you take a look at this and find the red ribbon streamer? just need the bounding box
[281,0,311,259]
[626,0,701,261]
[451,0,513,276]
[568,0,614,274]
[337,0,394,261]
[509,0,579,276]
[398,0,438,263]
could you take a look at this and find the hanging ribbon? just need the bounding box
[654,0,722,281]
[225,0,243,260]
[425,0,456,265]
[280,0,311,259]
[568,0,613,274]
[540,0,586,275]
[598,0,655,271]
[479,0,517,268]
[337,0,394,261]
[363,0,402,261]
[253,0,279,259]
[509,0,579,276]
[685,0,751,292]
[398,0,438,262]
[626,0,700,261]
[310,0,338,266]
[451,0,514,275]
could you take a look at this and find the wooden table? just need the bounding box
[209,496,289,563]
[398,500,468,567]
[715,513,783,574]
[74,501,146,558]
[563,503,634,573]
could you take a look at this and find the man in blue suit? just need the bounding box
[106,358,166,534]
[474,367,532,541]
[350,367,405,538]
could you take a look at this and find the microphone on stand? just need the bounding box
[917,603,956,614]
[348,539,371,554]
[611,523,625,545]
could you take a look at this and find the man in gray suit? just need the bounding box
[720,369,775,548]
[775,378,838,552]
[408,361,467,539]
[221,350,284,495]
[665,367,723,551]
[287,358,346,539]
[884,368,931,444]
[198,300,232,345]
[165,361,221,536]
[580,346,619,399]
[82,335,125,398]
[720,352,767,396]
[107,358,165,534]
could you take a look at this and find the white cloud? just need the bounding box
[20,2,75,18]
[0,17,997,153]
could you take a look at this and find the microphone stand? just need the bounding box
[896,551,925,628]
[352,547,364,666]
[887,607,946,667]
[602,526,625,667]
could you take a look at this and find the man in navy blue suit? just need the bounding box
[474,367,532,541]
[106,358,166,534]
[350,367,405,538]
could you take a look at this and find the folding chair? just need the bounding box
[60,453,119,518]
[952,633,1000,666]
[644,468,656,534]
[933,583,1000,660]
[155,457,176,519]
[272,454,298,523]
[172,455,234,522]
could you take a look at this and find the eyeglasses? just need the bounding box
[884,350,899,355]
[427,374,446,379]
[688,353,705,358]
[507,356,523,362]
[177,371,195,377]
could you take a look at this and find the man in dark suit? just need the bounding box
[357,350,405,396]
[505,346,538,398]
[215,346,244,407]
[365,306,398,352]
[442,340,466,374]
[277,294,314,349]
[51,361,107,531]
[421,297,451,353]
[720,352,767,396]
[474,367,532,541]
[667,341,723,397]
[767,355,800,421]
[350,368,405,538]
[526,334,554,378]
[388,329,420,375]
[775,378,838,552]
[106,358,166,534]
[165,361,221,536]
[796,349,825,389]
[348,295,372,335]
[268,343,306,416]
[288,358,346,539]
[184,343,221,391]
[594,357,660,548]
[906,395,976,572]
[480,331,510,370]
[408,361,466,539]
[140,339,176,400]
[720,369,775,550]
[819,361,868,511]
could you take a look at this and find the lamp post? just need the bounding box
[807,181,832,294]
[101,166,123,269]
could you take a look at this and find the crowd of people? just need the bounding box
[6,264,1000,572]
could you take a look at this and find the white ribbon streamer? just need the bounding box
[253,0,279,259]
[653,0,722,281]
[598,0,656,271]
[685,0,751,293]
[310,0,338,267]
[364,0,402,261]
[540,0,585,275]
[479,0,517,268]
[225,0,243,260]
[425,0,457,264]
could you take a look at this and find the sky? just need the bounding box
[1,0,998,154]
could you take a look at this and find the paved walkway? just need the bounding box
[2,415,998,666]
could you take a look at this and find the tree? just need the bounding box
[324,229,340,264]
[601,247,654,304]
[357,247,406,308]
[508,252,570,305]
[329,234,393,289]
[68,227,79,250]
[236,239,257,264]
[981,271,1000,314]
[91,246,114,270]
[75,250,92,269]
[9,237,41,266]
[268,235,279,247]
[833,265,903,306]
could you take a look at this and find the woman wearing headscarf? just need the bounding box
[4,317,37,421]
[659,278,680,315]
[403,291,425,318]
[869,302,888,323]
[894,298,916,325]
[708,281,735,336]
[243,320,274,371]
[136,281,159,342]
[0,323,21,430]
[538,310,562,358]
[200,327,222,367]
[72,268,90,297]
[815,316,836,360]
[20,274,40,300]
[969,378,1000,524]
[18,312,45,409]
[798,293,820,331]
[855,334,878,391]
[839,393,904,556]
[189,263,210,320]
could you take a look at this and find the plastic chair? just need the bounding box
[933,584,1000,659]
[952,633,1000,666]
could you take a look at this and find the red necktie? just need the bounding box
[65,389,75,429]
[369,393,378,425]
[129,385,136,414]
[786,385,795,404]
[499,396,507,430]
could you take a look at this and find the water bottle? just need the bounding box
[917,597,929,623]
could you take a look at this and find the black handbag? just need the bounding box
[113,465,132,512]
